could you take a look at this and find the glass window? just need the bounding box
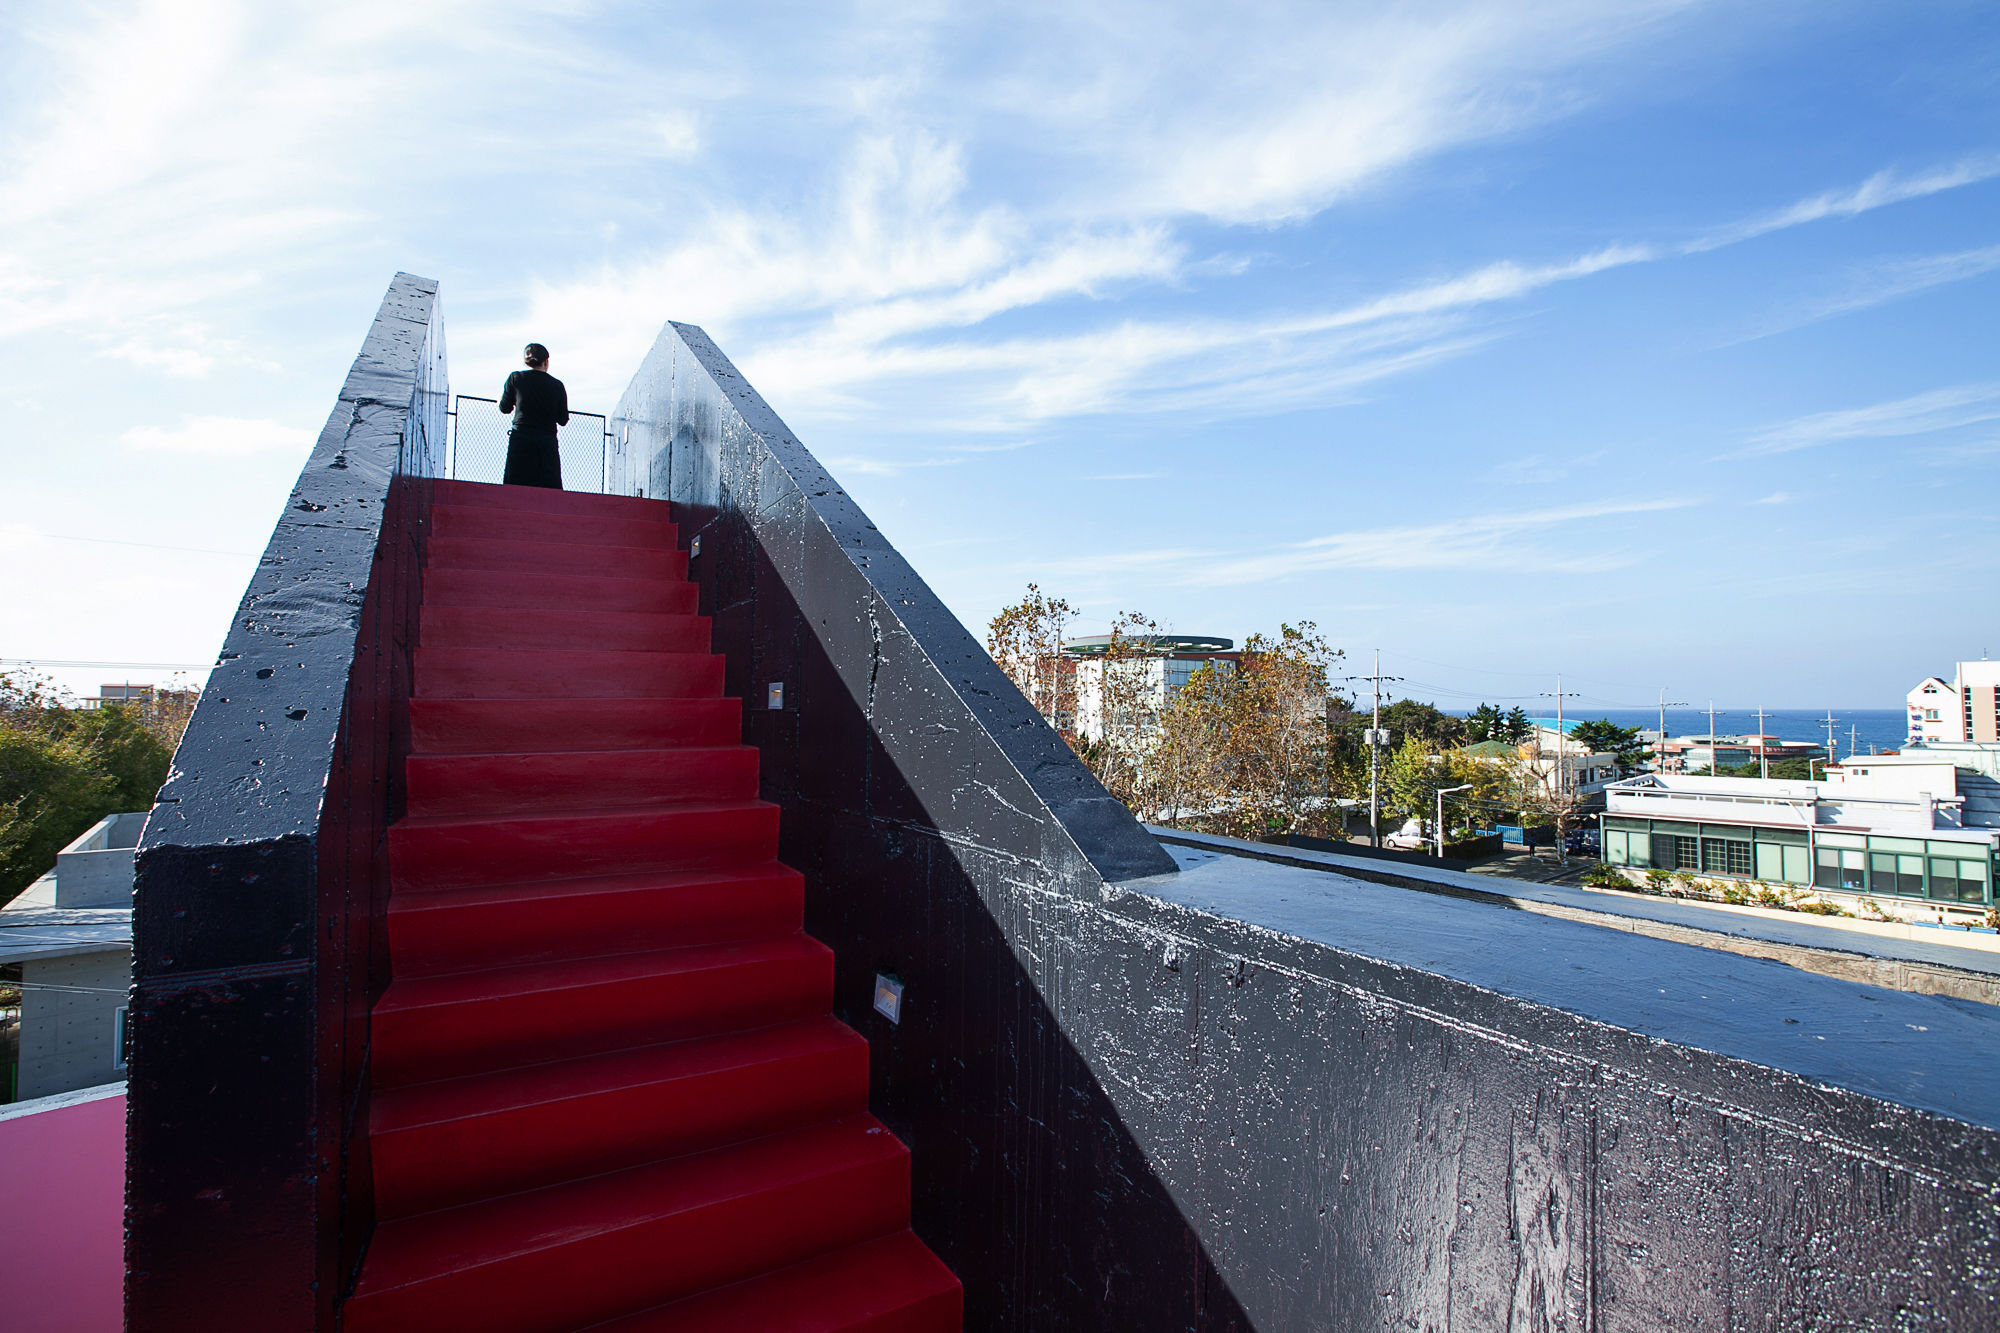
[1815,846,1840,890]
[1841,850,1865,890]
[1871,852,1896,886]
[1755,843,1784,882]
[1929,859,1960,901]
[1702,839,1752,876]
[1947,859,1990,904]
[1781,844,1811,885]
[1605,830,1628,865]
[1673,836,1700,870]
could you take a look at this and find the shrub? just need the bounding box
[1719,883,1749,905]
[1580,864,1627,889]
[1644,868,1672,893]
[1795,899,1850,917]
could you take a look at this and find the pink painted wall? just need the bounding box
[0,1089,125,1332]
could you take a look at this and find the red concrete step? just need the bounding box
[388,801,781,891]
[406,746,760,818]
[385,863,804,978]
[432,502,678,550]
[370,1018,870,1220]
[344,1116,913,1333]
[433,478,674,524]
[422,566,698,615]
[419,605,712,653]
[413,646,724,700]
[371,934,834,1088]
[429,535,688,581]
[597,1231,963,1333]
[410,697,742,755]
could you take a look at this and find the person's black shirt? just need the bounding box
[499,369,570,430]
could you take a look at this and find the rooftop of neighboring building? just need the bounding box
[0,813,140,967]
[1060,634,1234,657]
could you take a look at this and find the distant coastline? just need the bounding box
[1444,707,1908,756]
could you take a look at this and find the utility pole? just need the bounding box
[1344,651,1403,848]
[1752,705,1772,780]
[1703,700,1722,775]
[1541,676,1583,862]
[1658,688,1688,773]
[1848,723,1860,762]
[1821,710,1840,767]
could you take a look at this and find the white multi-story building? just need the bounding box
[1599,747,2000,919]
[1065,635,1237,743]
[1908,660,2000,744]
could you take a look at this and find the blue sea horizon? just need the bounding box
[1444,707,1909,757]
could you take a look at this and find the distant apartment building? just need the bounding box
[1064,635,1237,743]
[1908,660,2000,744]
[1,813,140,1102]
[1655,734,1825,774]
[1600,746,2000,918]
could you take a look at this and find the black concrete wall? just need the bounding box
[613,321,2000,1330]
[127,274,444,1330]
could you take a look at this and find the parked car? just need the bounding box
[1383,820,1429,851]
[1563,829,1599,856]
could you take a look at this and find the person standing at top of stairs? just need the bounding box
[499,342,569,489]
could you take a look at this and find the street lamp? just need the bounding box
[1436,784,1472,858]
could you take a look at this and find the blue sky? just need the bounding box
[2,1,1995,712]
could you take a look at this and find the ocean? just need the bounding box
[1451,708,1909,759]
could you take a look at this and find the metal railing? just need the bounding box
[447,395,614,493]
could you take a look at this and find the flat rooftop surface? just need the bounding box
[1155,827,2000,976]
[1126,841,2000,1131]
[0,872,131,965]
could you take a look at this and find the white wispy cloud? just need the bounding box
[1689,158,2000,253]
[1195,498,1694,584]
[1015,497,1693,590]
[1748,242,2000,338]
[1742,383,2000,456]
[121,416,316,456]
[1751,491,1793,505]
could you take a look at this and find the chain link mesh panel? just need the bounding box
[448,395,610,492]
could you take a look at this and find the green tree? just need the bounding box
[0,670,174,905]
[1154,623,1348,841]
[1501,706,1532,743]
[1716,757,1815,780]
[1464,702,1504,743]
[1379,699,1465,750]
[1571,719,1647,771]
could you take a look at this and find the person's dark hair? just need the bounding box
[523,342,550,369]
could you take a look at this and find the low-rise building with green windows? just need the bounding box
[1599,757,2000,917]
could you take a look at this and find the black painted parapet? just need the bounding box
[128,274,444,1330]
[615,324,2000,1329]
[610,323,1176,887]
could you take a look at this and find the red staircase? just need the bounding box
[346,479,961,1333]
